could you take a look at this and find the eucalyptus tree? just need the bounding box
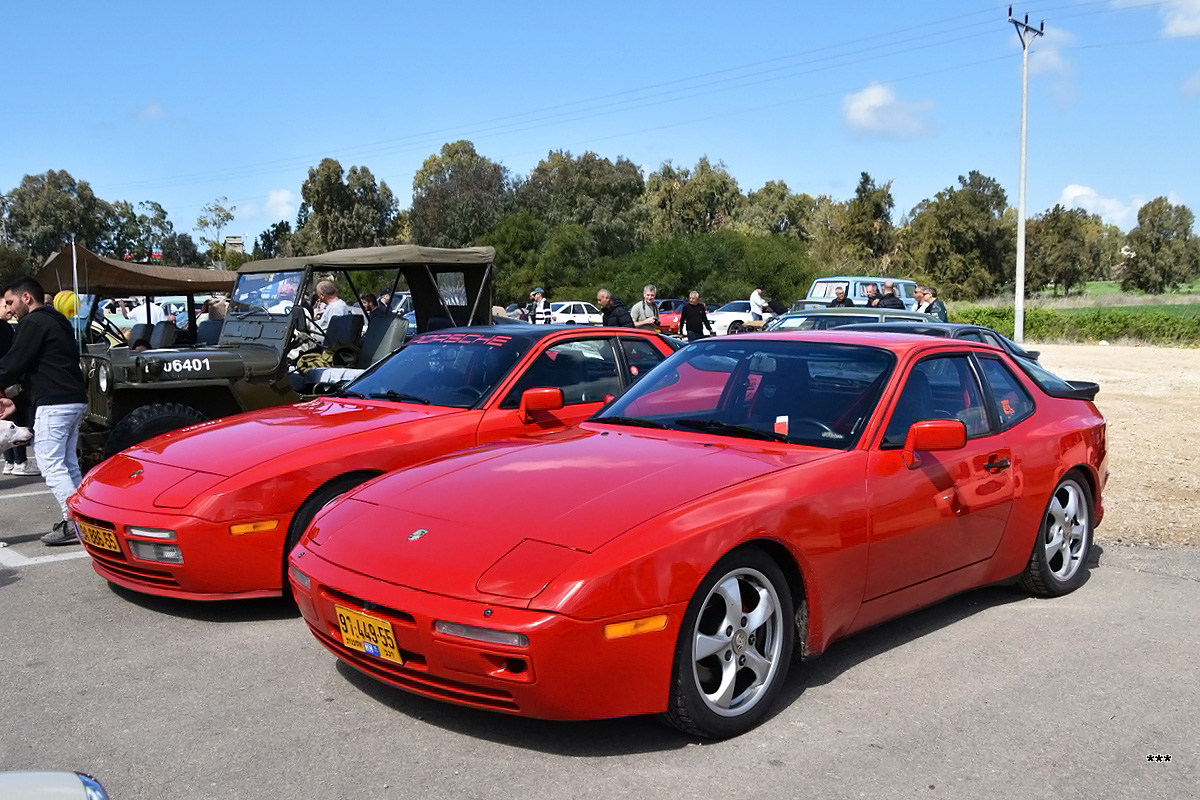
[410,140,512,248]
[898,171,1014,301]
[1121,197,1198,293]
[5,169,113,262]
[516,150,645,257]
[298,159,397,252]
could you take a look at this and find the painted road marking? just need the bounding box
[0,547,91,567]
[0,489,55,498]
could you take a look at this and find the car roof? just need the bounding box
[729,328,1002,355]
[776,308,928,319]
[408,324,662,345]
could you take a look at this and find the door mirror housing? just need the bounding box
[902,418,967,469]
[519,387,564,422]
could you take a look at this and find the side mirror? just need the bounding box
[902,419,966,469]
[519,387,564,423]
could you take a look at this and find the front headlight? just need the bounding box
[97,363,110,393]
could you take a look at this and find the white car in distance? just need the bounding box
[550,301,603,325]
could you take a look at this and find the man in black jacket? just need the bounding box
[0,276,88,545]
[877,280,906,310]
[596,288,634,327]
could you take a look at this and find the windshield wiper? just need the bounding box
[336,389,366,399]
[675,418,788,443]
[592,415,670,429]
[368,390,431,405]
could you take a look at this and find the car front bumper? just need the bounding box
[289,543,683,721]
[68,492,293,601]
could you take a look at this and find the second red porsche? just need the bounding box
[68,326,680,600]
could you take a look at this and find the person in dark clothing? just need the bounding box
[0,276,88,545]
[828,285,855,307]
[926,286,949,322]
[863,283,881,308]
[877,280,906,310]
[680,291,715,341]
[0,318,33,474]
[596,288,634,327]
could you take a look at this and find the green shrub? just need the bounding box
[951,305,1200,345]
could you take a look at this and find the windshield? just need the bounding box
[345,331,527,409]
[715,301,750,313]
[596,339,895,448]
[231,271,304,316]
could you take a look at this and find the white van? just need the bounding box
[797,276,918,311]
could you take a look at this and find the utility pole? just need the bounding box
[1009,6,1043,344]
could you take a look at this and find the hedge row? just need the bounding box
[949,306,1200,345]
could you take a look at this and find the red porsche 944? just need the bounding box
[68,326,680,600]
[289,331,1107,738]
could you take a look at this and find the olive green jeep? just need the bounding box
[37,244,497,467]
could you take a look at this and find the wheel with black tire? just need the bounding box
[1019,471,1093,597]
[727,321,744,334]
[283,473,374,593]
[661,546,794,738]
[104,402,209,458]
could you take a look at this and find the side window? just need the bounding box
[619,337,669,384]
[883,356,989,447]
[977,357,1035,430]
[501,339,620,408]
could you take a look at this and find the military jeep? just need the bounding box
[37,243,496,466]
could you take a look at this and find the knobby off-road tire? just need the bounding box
[103,403,209,458]
[1019,470,1094,597]
[660,546,794,739]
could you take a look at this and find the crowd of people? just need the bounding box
[832,279,948,321]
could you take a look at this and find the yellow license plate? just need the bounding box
[77,521,121,553]
[335,605,402,664]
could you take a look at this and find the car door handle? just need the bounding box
[984,457,1011,473]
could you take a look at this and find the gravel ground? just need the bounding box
[1033,342,1199,548]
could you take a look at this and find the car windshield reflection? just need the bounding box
[596,340,895,448]
[346,332,526,409]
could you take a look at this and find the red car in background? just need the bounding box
[290,331,1106,738]
[68,326,680,601]
[654,298,685,334]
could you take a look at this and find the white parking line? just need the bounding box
[0,489,55,498]
[0,547,91,567]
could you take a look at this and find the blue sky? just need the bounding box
[4,0,1198,244]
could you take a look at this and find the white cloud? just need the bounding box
[1183,70,1200,97]
[235,190,296,229]
[132,101,165,122]
[1058,184,1138,228]
[1028,27,1073,77]
[265,189,296,221]
[841,82,934,140]
[1112,0,1200,36]
[1162,0,1200,36]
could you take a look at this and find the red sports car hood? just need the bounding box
[127,398,464,477]
[305,428,837,600]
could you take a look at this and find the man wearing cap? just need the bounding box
[528,288,552,324]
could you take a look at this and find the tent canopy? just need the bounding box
[36,245,237,295]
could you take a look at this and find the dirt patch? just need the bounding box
[1033,343,1199,547]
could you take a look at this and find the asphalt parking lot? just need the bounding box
[1,478,1196,799]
